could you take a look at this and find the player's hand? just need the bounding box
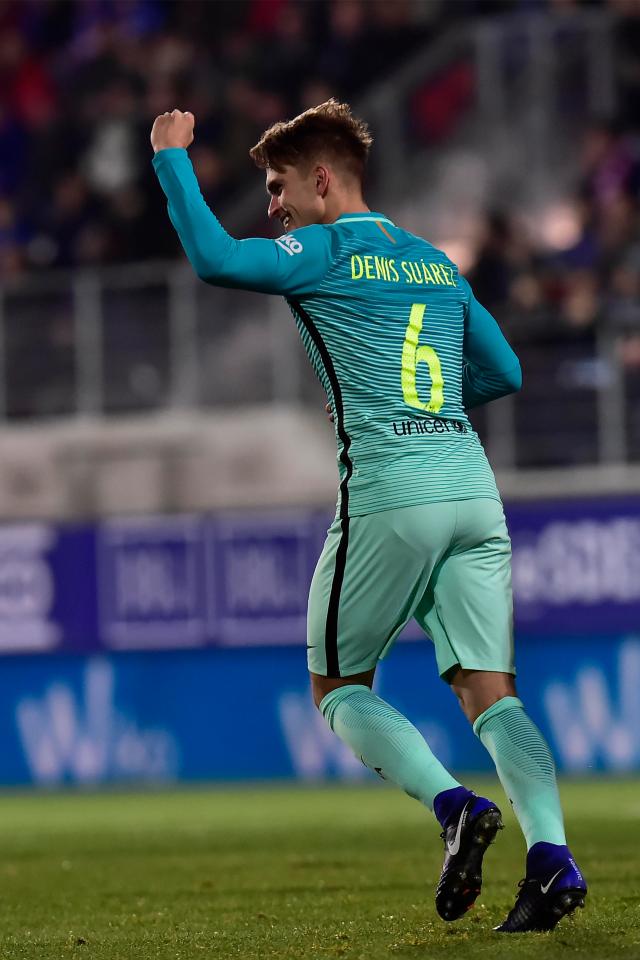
[325,401,335,423]
[151,109,195,153]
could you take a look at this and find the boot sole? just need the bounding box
[549,888,587,925]
[436,807,503,922]
[495,887,587,933]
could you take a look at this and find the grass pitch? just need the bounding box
[0,779,638,960]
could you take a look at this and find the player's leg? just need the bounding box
[417,498,586,931]
[451,669,565,848]
[308,508,461,808]
[309,506,501,921]
[312,670,464,809]
[450,668,587,931]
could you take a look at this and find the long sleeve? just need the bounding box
[460,277,522,409]
[152,148,333,296]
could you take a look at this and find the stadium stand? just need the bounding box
[0,0,639,517]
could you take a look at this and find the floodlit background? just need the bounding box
[0,0,639,788]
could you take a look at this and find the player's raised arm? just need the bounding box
[150,111,332,297]
[460,277,522,409]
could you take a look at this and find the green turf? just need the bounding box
[0,778,638,960]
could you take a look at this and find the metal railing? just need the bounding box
[0,261,313,419]
[0,261,636,471]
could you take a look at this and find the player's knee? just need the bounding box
[310,668,376,711]
[310,672,338,710]
[311,675,327,710]
[452,685,466,713]
[462,694,495,726]
[450,669,517,725]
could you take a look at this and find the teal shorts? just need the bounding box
[307,498,514,681]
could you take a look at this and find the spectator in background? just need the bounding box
[0,196,27,278]
[610,0,640,130]
[467,211,519,314]
[607,248,640,369]
[317,1,370,96]
[580,120,639,211]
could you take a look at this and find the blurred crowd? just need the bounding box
[0,0,450,275]
[0,0,639,383]
[470,119,640,366]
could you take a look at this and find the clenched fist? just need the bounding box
[150,109,195,153]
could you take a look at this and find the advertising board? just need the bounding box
[0,497,637,655]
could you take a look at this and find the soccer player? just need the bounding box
[150,101,587,932]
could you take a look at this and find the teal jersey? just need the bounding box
[153,148,522,518]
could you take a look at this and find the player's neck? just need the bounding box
[321,193,369,224]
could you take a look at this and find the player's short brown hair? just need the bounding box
[249,99,373,186]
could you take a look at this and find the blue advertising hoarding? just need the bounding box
[0,495,638,785]
[97,515,210,650]
[509,497,640,635]
[0,523,95,655]
[1,633,638,787]
[0,496,637,656]
[209,511,320,647]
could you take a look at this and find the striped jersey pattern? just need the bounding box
[287,214,501,518]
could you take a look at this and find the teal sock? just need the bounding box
[320,685,460,810]
[473,696,566,848]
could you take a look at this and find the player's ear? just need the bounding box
[314,165,330,197]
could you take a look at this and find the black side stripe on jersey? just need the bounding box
[289,299,352,678]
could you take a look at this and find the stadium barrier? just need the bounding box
[0,496,638,785]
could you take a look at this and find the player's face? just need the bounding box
[266,165,324,231]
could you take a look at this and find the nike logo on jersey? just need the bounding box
[540,868,565,894]
[447,802,469,856]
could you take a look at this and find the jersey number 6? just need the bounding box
[401,303,444,413]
